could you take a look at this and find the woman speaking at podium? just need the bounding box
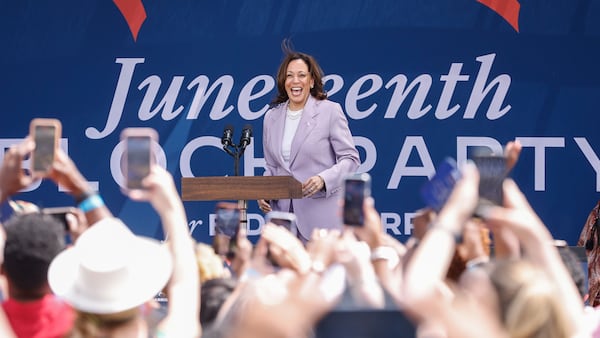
[258,41,360,242]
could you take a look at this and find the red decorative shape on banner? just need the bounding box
[113,0,147,41]
[477,0,520,32]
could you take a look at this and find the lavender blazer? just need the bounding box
[262,95,360,238]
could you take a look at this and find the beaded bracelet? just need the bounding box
[78,194,105,213]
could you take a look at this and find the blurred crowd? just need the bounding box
[0,122,596,338]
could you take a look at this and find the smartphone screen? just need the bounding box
[213,204,240,257]
[215,206,240,238]
[343,173,371,226]
[472,155,507,206]
[420,158,462,212]
[33,125,57,172]
[265,211,297,236]
[126,136,152,190]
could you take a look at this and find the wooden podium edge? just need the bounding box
[181,176,302,201]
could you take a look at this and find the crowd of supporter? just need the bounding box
[0,122,597,338]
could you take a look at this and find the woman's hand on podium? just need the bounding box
[258,199,272,213]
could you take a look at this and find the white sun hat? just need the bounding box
[48,217,172,314]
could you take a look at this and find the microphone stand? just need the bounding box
[222,126,252,234]
[221,126,251,177]
[222,145,241,176]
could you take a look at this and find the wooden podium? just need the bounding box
[181,176,302,202]
[181,176,303,228]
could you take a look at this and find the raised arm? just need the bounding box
[49,147,112,226]
[403,162,479,310]
[135,166,200,337]
[351,197,402,302]
[484,179,584,329]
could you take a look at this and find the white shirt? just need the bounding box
[282,107,303,163]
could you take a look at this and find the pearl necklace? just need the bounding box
[286,107,303,120]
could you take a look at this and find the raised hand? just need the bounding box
[0,137,35,202]
[48,147,92,198]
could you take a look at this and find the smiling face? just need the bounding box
[285,58,314,110]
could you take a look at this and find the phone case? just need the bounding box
[29,118,62,175]
[120,128,158,191]
[41,206,77,230]
[343,173,372,226]
[472,155,507,206]
[420,158,462,212]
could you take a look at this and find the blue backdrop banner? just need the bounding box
[1,0,599,244]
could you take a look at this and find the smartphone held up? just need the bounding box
[42,206,78,231]
[420,157,462,212]
[343,173,372,227]
[30,118,62,176]
[212,202,241,258]
[420,151,508,215]
[265,211,297,236]
[471,152,508,209]
[121,128,158,191]
[214,202,241,238]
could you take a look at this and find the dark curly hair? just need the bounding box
[3,212,66,297]
[271,39,327,107]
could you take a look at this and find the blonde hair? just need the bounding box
[195,242,226,283]
[489,259,574,338]
[67,308,140,338]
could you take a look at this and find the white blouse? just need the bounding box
[281,107,303,162]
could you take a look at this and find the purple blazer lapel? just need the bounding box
[289,96,318,165]
[269,104,287,166]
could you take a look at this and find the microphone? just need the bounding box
[221,125,234,147]
[239,124,252,149]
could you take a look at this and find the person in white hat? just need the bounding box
[0,128,112,338]
[48,166,200,337]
